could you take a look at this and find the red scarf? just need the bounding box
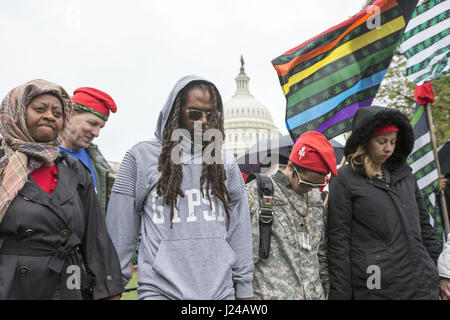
[30,163,58,194]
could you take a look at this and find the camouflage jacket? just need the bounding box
[86,143,115,217]
[247,170,329,300]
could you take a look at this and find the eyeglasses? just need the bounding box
[293,167,327,188]
[185,108,218,122]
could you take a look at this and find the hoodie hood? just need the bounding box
[107,75,254,299]
[154,75,224,142]
[344,106,414,171]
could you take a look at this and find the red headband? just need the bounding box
[370,124,399,139]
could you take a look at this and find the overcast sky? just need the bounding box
[1,0,365,162]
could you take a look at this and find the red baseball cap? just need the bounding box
[289,131,337,176]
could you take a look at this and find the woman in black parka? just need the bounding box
[328,106,441,300]
[0,79,123,300]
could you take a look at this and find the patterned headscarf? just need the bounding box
[0,79,72,223]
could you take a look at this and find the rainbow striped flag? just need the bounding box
[272,0,419,140]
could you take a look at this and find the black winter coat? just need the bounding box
[328,106,442,300]
[0,152,124,300]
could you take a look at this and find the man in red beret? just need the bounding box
[60,87,117,216]
[246,131,337,299]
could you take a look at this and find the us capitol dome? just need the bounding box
[223,56,281,158]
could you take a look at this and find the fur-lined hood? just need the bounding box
[344,106,414,171]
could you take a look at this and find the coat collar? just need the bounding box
[272,169,307,202]
[18,153,80,226]
[388,163,412,184]
[272,169,290,187]
[353,163,412,191]
[50,154,79,204]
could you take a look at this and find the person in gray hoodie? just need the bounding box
[106,76,254,300]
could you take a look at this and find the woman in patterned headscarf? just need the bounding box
[0,79,123,300]
[0,79,72,220]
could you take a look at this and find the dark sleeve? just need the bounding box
[414,177,442,264]
[327,172,353,300]
[78,166,124,299]
[105,170,115,213]
[446,179,450,215]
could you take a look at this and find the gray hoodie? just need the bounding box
[106,75,253,300]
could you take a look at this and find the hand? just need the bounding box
[439,279,450,300]
[129,262,135,276]
[437,177,447,193]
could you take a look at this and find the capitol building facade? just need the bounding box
[223,58,281,158]
[108,58,282,175]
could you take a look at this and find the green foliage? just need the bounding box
[121,272,138,300]
[362,2,449,145]
[375,52,450,145]
[431,75,450,144]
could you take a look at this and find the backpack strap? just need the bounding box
[247,173,274,259]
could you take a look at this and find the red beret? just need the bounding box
[289,131,337,176]
[72,87,117,121]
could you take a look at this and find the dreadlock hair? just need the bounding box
[156,81,232,230]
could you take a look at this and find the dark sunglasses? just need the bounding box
[185,108,218,122]
[293,167,327,188]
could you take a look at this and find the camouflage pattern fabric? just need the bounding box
[86,143,113,217]
[247,169,329,299]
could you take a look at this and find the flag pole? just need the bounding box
[425,103,450,237]
[324,155,347,209]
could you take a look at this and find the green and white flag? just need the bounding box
[407,102,444,241]
[399,0,449,84]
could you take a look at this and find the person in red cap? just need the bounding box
[0,80,123,300]
[247,130,337,299]
[328,106,441,300]
[60,87,117,216]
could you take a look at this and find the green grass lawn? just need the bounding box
[121,272,138,300]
